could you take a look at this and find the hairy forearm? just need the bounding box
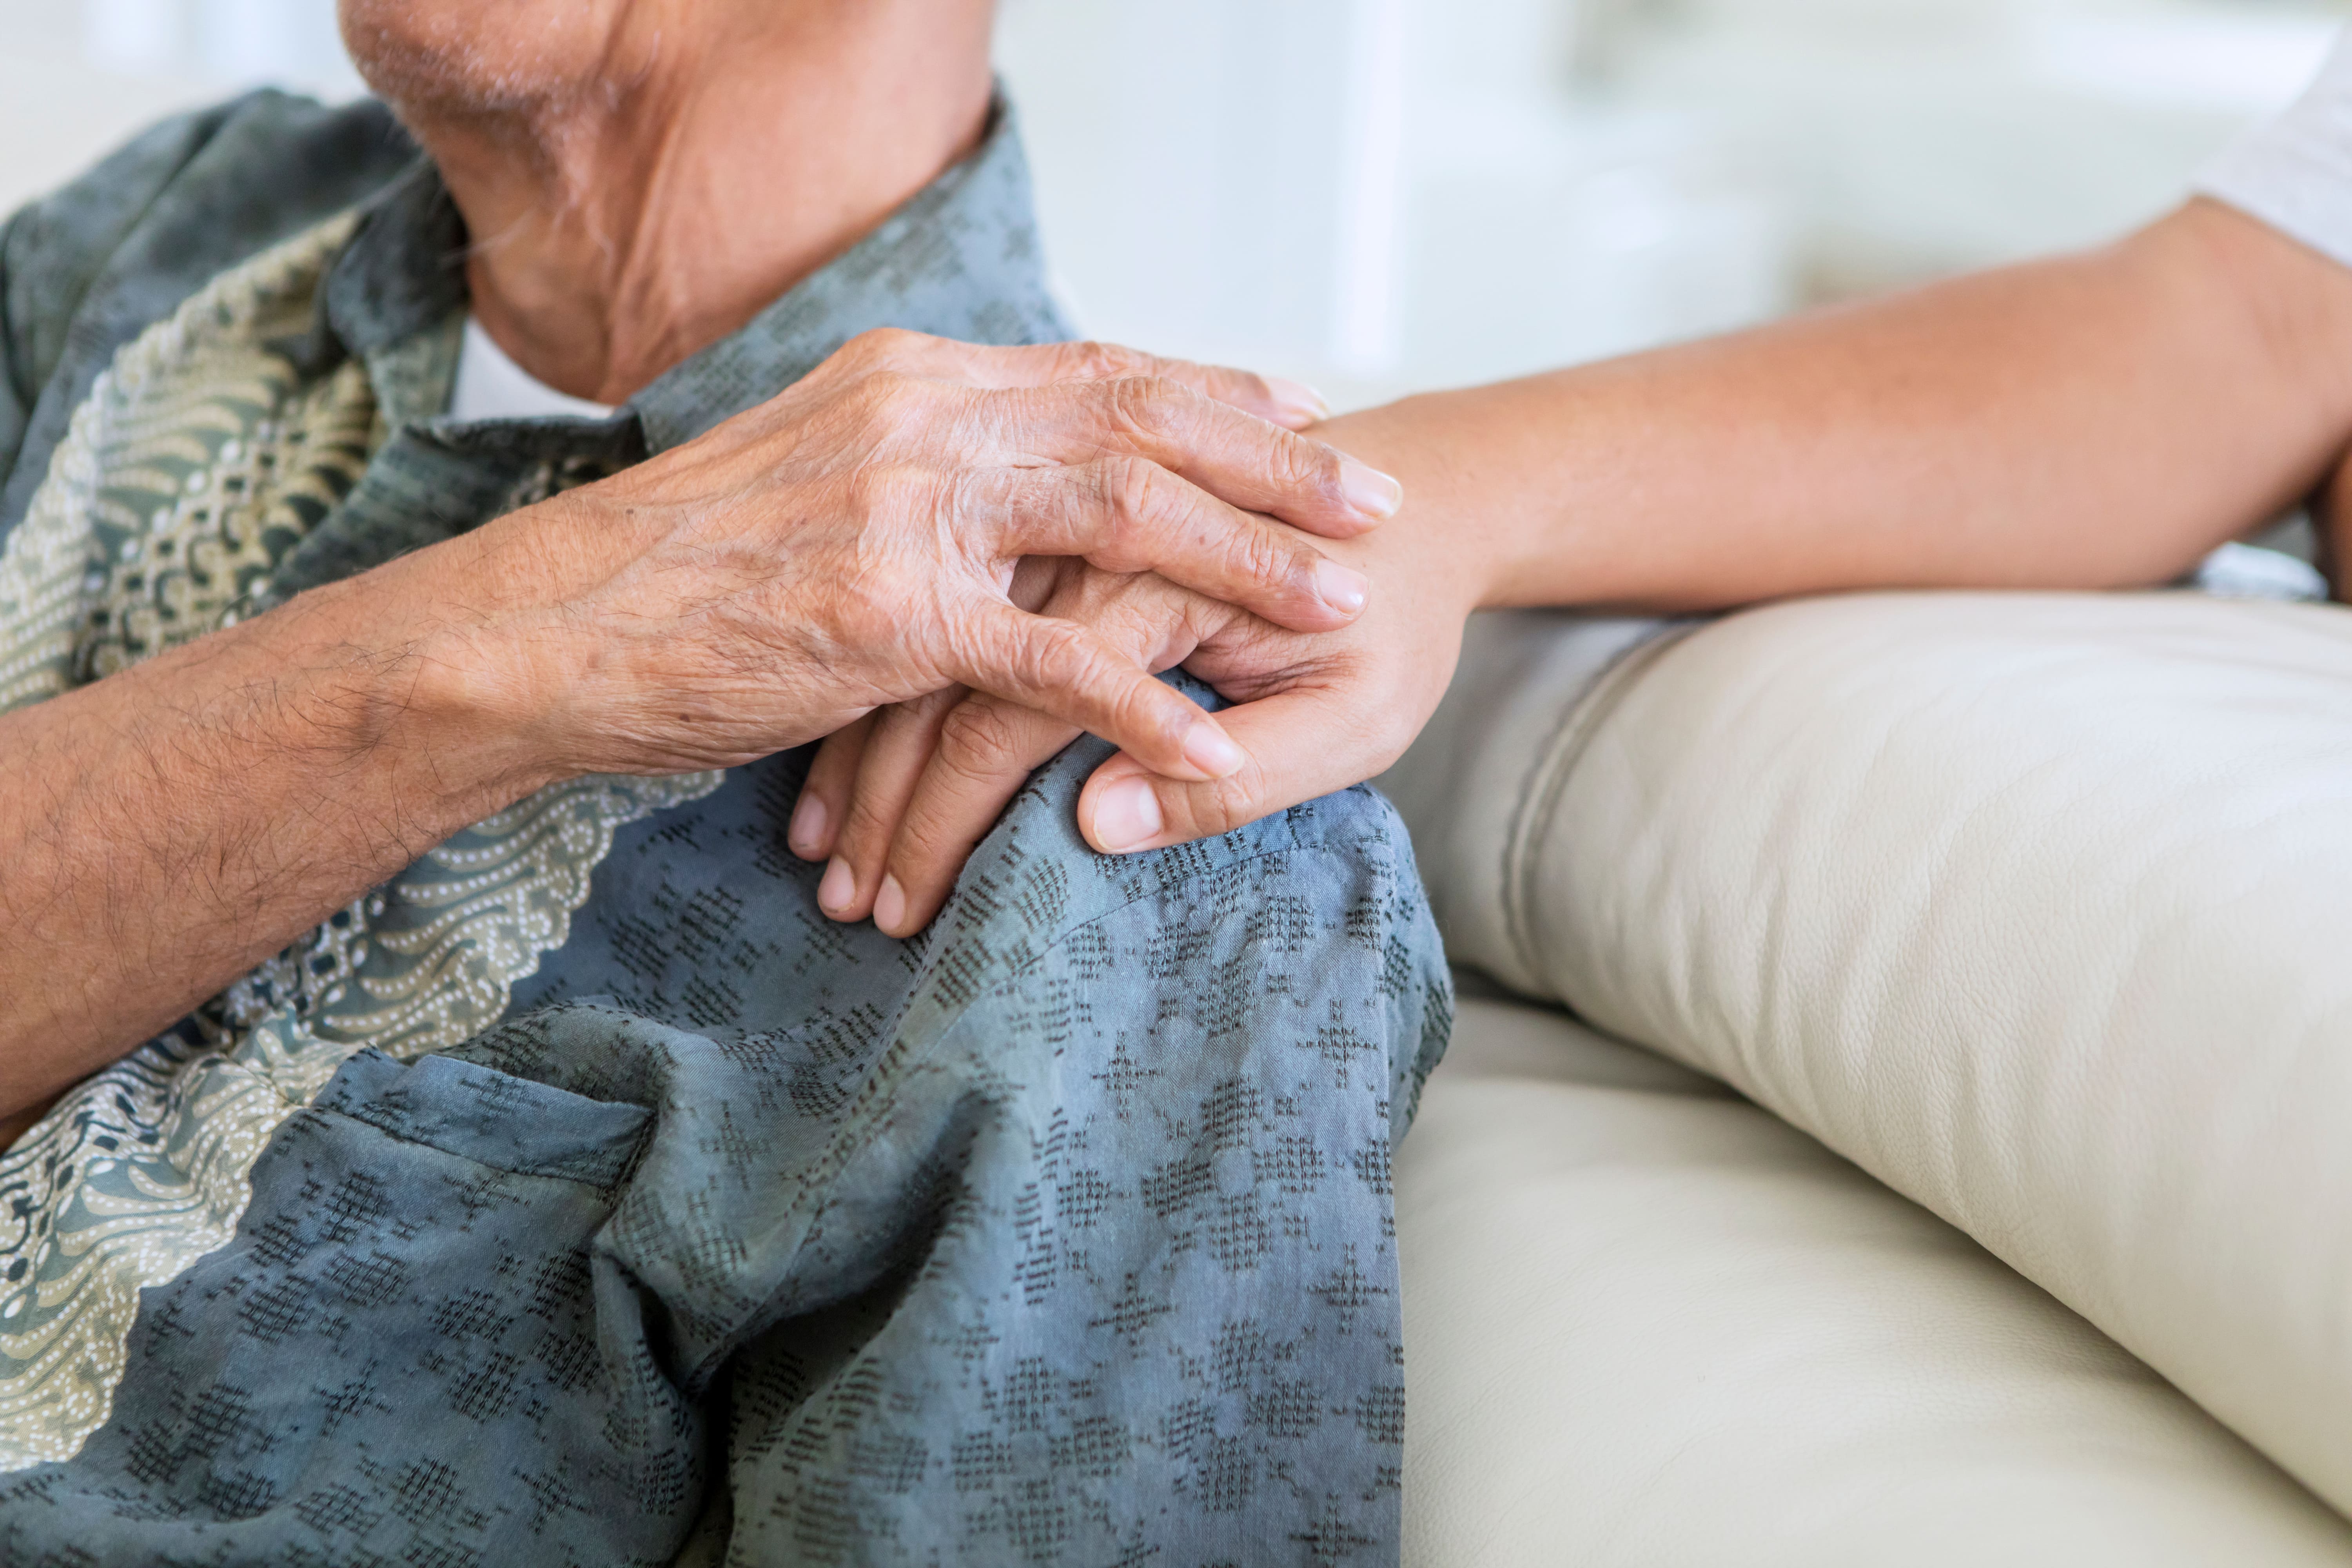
[0,329,1398,1129]
[0,550,554,1123]
[1323,198,2352,612]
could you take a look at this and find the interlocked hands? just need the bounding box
[784,396,1484,936]
[467,328,1401,786]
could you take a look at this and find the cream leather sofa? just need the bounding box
[1381,590,2352,1564]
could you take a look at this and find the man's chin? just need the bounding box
[337,0,612,122]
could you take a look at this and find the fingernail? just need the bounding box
[1312,558,1369,615]
[1265,376,1330,425]
[1341,457,1403,521]
[788,792,828,857]
[1092,777,1165,852]
[873,873,907,934]
[818,856,856,915]
[1181,722,1246,779]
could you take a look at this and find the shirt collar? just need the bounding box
[315,96,1070,453]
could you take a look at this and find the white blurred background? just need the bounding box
[0,0,2343,408]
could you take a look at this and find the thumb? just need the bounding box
[1076,683,1397,854]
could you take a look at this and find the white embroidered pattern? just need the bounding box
[0,214,719,1469]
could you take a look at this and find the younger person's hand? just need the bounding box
[789,472,1485,936]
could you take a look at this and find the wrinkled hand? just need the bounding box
[456,328,1403,783]
[789,491,1484,936]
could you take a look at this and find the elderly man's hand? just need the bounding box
[0,328,1402,1115]
[453,328,1400,786]
[788,471,1481,935]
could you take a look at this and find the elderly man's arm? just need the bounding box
[0,331,1398,1131]
[0,557,545,1141]
[801,196,2352,932]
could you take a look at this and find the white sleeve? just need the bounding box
[2195,26,2352,270]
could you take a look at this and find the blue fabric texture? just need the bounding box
[0,91,1454,1567]
[1,738,1450,1566]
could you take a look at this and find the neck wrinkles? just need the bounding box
[407,2,995,406]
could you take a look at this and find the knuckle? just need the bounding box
[1085,591,1174,666]
[1102,374,1192,438]
[1100,457,1174,550]
[1015,623,1137,727]
[891,795,982,891]
[1277,432,1344,497]
[842,327,920,369]
[935,466,991,539]
[842,370,956,449]
[1109,679,1182,756]
[937,699,1030,779]
[1172,760,1269,841]
[837,781,895,845]
[1060,339,1149,381]
[1200,779,1259,837]
[853,368,926,422]
[1016,615,1094,688]
[1231,523,1298,591]
[889,803,958,872]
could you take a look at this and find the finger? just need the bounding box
[949,597,1247,784]
[877,695,1083,937]
[791,714,873,862]
[871,572,1232,936]
[1007,554,1065,613]
[1074,684,1402,855]
[993,377,1399,538]
[822,689,964,927]
[841,328,1330,429]
[962,460,1368,633]
[1009,343,1330,431]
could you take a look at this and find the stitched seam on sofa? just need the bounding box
[1501,621,1702,995]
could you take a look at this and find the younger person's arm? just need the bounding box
[800,192,2352,929]
[1345,194,2352,614]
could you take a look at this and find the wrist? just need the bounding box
[277,541,572,818]
[389,613,572,806]
[433,490,659,781]
[1318,393,1521,613]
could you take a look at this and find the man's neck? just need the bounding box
[410,2,995,405]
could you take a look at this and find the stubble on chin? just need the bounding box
[338,0,588,126]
